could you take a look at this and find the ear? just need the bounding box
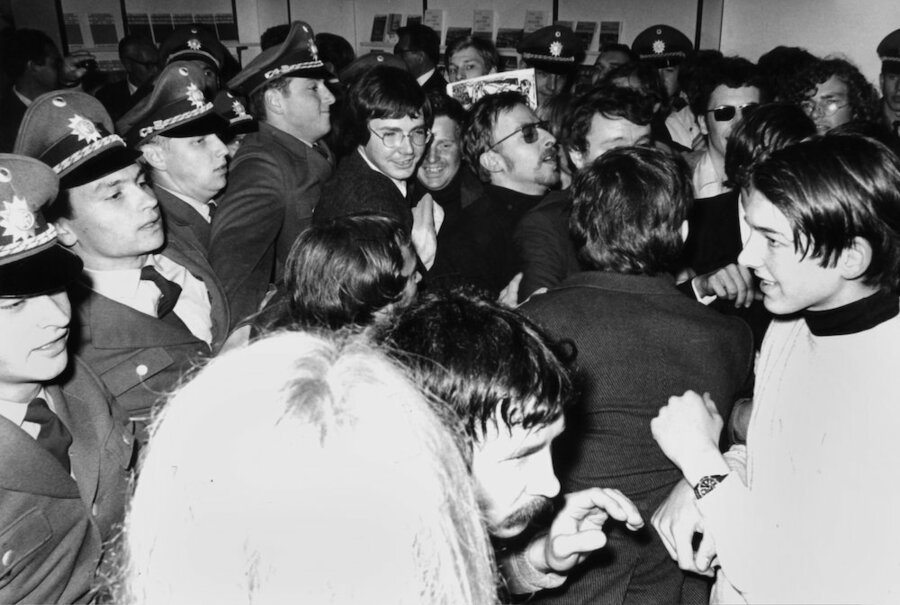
[53,218,79,248]
[838,236,873,280]
[699,113,709,137]
[569,147,586,171]
[140,143,167,172]
[479,149,504,176]
[264,88,283,116]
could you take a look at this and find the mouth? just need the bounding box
[35,331,68,354]
[141,212,161,230]
[541,149,558,164]
[420,163,447,175]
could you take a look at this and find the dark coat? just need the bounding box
[513,190,581,300]
[0,92,27,153]
[314,149,414,230]
[209,122,334,327]
[154,185,211,257]
[421,69,449,95]
[682,189,772,350]
[69,236,229,442]
[93,79,139,122]
[522,271,753,605]
[0,356,135,604]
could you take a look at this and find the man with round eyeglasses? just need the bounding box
[689,56,763,199]
[315,65,442,272]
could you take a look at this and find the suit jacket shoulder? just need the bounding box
[210,123,333,325]
[315,151,412,229]
[154,185,211,257]
[513,191,580,299]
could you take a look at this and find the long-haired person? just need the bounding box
[117,331,497,604]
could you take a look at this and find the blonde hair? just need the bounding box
[118,331,496,605]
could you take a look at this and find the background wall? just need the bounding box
[720,0,900,83]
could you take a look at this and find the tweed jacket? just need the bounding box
[522,271,753,605]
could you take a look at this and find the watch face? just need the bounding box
[694,474,727,499]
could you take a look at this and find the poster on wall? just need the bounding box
[59,0,124,50]
[123,0,237,44]
[599,21,622,46]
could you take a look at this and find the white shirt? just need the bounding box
[416,68,436,88]
[692,148,728,199]
[157,184,212,223]
[85,254,213,344]
[0,388,56,440]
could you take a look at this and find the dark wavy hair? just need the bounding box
[750,133,900,291]
[601,61,670,116]
[461,91,528,181]
[570,145,693,275]
[342,65,432,148]
[724,102,816,190]
[562,84,655,155]
[258,213,413,331]
[688,55,765,117]
[372,289,576,441]
[788,57,880,125]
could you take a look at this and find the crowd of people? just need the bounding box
[0,13,899,605]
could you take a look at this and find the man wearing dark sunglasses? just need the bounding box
[95,35,160,121]
[431,91,559,299]
[689,56,763,199]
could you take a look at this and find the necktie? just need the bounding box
[207,201,217,220]
[140,265,182,317]
[312,141,329,160]
[25,397,72,473]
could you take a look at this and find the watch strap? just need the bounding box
[693,474,729,499]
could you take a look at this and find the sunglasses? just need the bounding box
[489,121,548,150]
[705,103,759,122]
[799,98,849,117]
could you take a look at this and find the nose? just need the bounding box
[425,142,440,163]
[527,451,561,499]
[737,231,763,269]
[321,84,336,106]
[398,134,415,155]
[37,293,71,329]
[210,134,228,158]
[138,182,159,210]
[540,128,557,147]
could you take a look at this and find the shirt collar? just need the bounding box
[157,184,211,222]
[416,68,436,88]
[803,290,899,336]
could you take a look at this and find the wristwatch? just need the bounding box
[693,474,729,499]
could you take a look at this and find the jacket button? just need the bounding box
[92,504,99,516]
[122,433,131,445]
[1,550,13,567]
[135,364,148,377]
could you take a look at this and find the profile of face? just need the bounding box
[123,44,159,88]
[394,34,427,76]
[658,65,680,99]
[534,69,567,103]
[0,292,71,402]
[471,415,564,538]
[363,114,428,181]
[56,163,164,270]
[448,46,492,82]
[33,43,62,94]
[157,134,229,201]
[595,49,630,78]
[738,189,857,315]
[485,104,559,194]
[275,77,335,143]
[801,75,852,134]
[701,85,761,160]
[417,115,461,191]
[569,113,652,170]
[881,70,900,113]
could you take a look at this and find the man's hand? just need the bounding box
[652,479,716,576]
[530,488,644,574]
[411,194,439,270]
[693,263,759,307]
[61,51,97,87]
[651,391,728,483]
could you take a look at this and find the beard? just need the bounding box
[487,495,554,538]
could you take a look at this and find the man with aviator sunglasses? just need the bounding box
[689,57,763,199]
